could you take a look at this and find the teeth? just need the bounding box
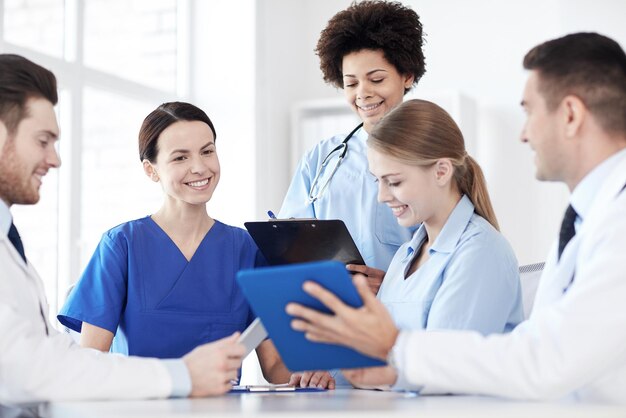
[359,102,382,111]
[391,206,407,214]
[187,179,209,187]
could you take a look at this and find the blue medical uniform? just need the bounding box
[378,195,524,335]
[278,127,412,271]
[58,217,265,359]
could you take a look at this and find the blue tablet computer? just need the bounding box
[236,260,386,372]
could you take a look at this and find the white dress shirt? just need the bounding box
[392,148,626,402]
[0,200,190,402]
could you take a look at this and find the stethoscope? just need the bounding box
[308,122,364,204]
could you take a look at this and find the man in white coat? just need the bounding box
[287,32,626,403]
[0,54,245,402]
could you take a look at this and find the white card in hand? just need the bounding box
[238,318,268,356]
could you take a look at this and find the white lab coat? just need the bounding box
[0,233,174,402]
[394,152,626,402]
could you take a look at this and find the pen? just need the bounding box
[267,210,277,219]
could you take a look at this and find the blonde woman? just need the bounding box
[370,99,523,335]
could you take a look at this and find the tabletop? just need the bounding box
[31,389,626,418]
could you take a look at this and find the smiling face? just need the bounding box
[144,120,219,207]
[367,146,441,228]
[520,71,569,183]
[342,49,414,133]
[0,97,60,206]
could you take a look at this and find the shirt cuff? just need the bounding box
[390,331,423,393]
[162,359,192,398]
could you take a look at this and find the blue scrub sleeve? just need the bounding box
[426,234,522,335]
[57,232,128,334]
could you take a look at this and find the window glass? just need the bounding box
[83,0,178,91]
[3,0,65,57]
[80,87,161,269]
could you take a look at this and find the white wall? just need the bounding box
[254,0,626,264]
[192,0,256,227]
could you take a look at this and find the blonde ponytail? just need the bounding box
[456,155,500,231]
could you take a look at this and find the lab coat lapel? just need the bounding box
[532,151,626,315]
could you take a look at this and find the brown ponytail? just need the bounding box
[368,99,500,230]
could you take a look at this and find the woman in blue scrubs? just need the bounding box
[58,102,294,384]
[369,99,523,335]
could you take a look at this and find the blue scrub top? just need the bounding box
[378,195,524,335]
[278,126,412,271]
[58,217,265,359]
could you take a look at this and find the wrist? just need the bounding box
[380,326,399,360]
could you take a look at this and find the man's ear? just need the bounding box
[143,160,159,182]
[561,95,586,138]
[434,159,454,186]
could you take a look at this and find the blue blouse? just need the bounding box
[58,217,265,359]
[278,126,413,271]
[378,195,524,335]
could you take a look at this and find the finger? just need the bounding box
[302,281,349,315]
[291,319,343,344]
[308,372,322,387]
[299,372,312,387]
[288,305,336,330]
[224,331,241,342]
[288,373,302,386]
[314,372,332,388]
[328,377,336,390]
[346,264,368,274]
[226,343,246,358]
[225,357,243,371]
[353,275,379,308]
[304,328,345,345]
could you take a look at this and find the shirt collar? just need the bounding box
[402,194,475,261]
[570,148,626,223]
[0,199,12,236]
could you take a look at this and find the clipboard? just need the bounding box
[244,219,365,266]
[229,384,326,393]
[236,260,386,372]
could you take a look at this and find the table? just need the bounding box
[42,389,626,418]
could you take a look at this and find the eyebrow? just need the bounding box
[370,172,401,180]
[38,130,59,140]
[343,69,388,78]
[169,140,215,155]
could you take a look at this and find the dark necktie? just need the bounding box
[7,222,49,335]
[8,222,26,263]
[558,204,578,261]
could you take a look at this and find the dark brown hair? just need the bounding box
[369,99,500,230]
[0,54,58,134]
[138,101,217,162]
[316,0,426,92]
[524,32,626,134]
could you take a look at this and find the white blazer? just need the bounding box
[0,233,174,402]
[394,152,626,402]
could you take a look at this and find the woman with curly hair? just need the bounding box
[279,0,424,389]
[279,0,426,290]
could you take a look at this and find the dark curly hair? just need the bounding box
[316,1,426,92]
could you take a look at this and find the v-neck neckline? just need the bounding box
[146,216,219,263]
